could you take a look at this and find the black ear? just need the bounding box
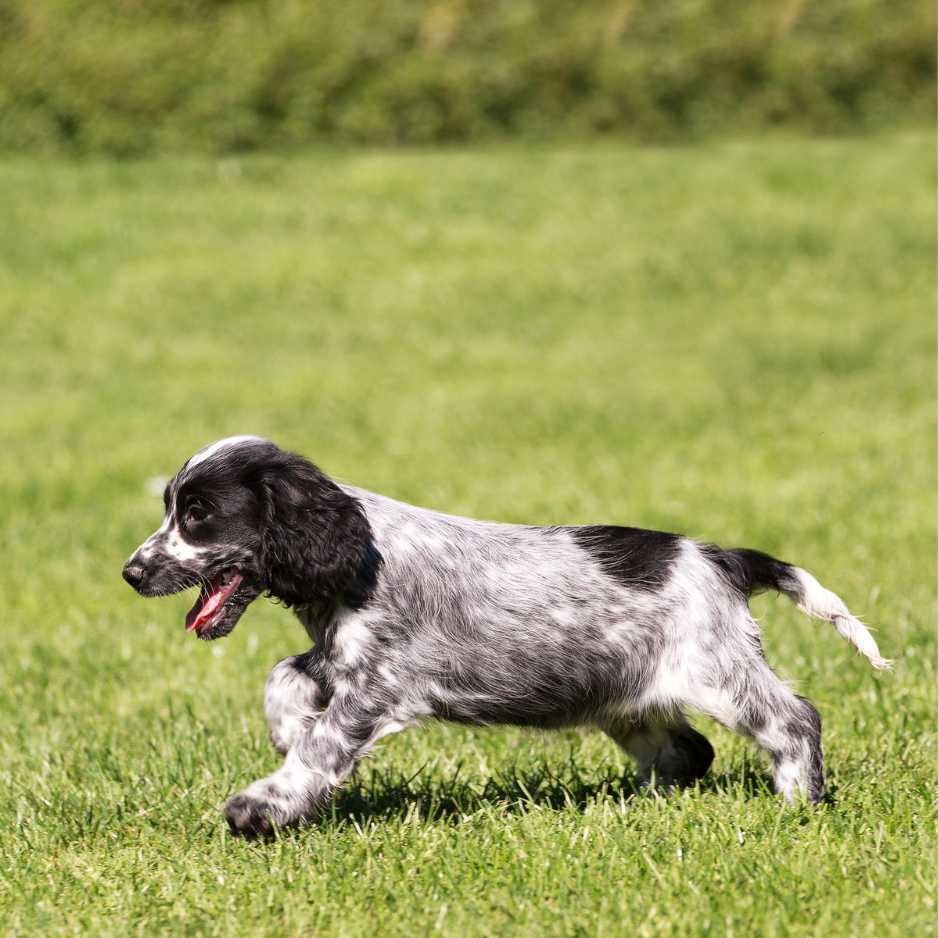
[256,453,379,608]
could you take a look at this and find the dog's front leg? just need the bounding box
[264,652,329,755]
[224,702,384,838]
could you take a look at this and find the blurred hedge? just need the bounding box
[0,0,933,155]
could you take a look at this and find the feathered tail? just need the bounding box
[707,547,891,670]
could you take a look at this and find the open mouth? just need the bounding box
[185,570,244,636]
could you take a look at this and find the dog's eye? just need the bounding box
[185,501,212,525]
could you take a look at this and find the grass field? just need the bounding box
[0,131,934,937]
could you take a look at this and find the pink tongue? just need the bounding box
[185,574,243,633]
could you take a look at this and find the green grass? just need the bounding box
[0,130,934,937]
[3,0,934,154]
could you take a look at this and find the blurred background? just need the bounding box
[0,4,935,936]
[1,0,934,154]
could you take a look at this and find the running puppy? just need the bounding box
[122,437,890,836]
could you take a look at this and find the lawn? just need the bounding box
[0,131,934,937]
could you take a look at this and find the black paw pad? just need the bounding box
[224,793,276,839]
[670,726,716,785]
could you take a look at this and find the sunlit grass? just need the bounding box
[0,131,934,936]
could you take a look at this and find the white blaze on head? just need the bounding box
[184,435,269,473]
[139,436,269,560]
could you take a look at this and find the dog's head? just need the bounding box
[122,437,378,640]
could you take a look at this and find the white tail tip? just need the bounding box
[792,569,892,671]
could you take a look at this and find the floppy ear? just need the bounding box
[257,454,379,608]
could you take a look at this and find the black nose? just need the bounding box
[123,561,145,589]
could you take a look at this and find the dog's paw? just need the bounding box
[224,791,279,839]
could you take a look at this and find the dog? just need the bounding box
[122,436,889,836]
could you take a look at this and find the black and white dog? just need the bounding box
[123,436,889,836]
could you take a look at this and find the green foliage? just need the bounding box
[0,132,935,935]
[0,0,934,154]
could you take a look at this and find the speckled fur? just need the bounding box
[123,438,889,836]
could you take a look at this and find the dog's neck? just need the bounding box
[294,599,343,647]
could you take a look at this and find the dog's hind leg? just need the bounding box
[264,652,329,755]
[690,663,825,803]
[603,714,715,791]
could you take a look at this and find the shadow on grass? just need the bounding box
[321,758,786,826]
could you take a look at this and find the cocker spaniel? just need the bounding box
[123,436,889,836]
